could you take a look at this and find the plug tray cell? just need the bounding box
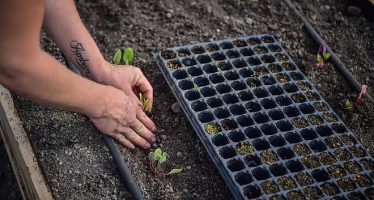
[155,34,374,200]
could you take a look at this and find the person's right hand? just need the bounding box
[89,86,156,149]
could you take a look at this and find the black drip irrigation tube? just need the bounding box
[65,58,144,200]
[282,0,374,104]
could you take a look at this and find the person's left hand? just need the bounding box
[100,62,154,112]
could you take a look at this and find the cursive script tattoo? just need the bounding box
[70,40,90,76]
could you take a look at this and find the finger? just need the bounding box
[112,133,135,149]
[131,119,155,143]
[137,106,157,132]
[130,67,154,112]
[122,127,151,149]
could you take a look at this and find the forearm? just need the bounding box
[43,0,109,83]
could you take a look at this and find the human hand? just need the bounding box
[89,86,156,149]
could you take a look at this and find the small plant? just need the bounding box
[113,47,134,65]
[139,93,150,112]
[316,45,331,68]
[148,148,183,176]
[344,84,368,110]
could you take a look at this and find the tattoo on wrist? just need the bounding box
[70,40,90,76]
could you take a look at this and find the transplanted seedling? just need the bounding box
[148,148,183,176]
[344,84,368,110]
[139,92,150,112]
[316,45,331,68]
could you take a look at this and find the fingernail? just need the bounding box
[151,137,156,143]
[153,126,157,132]
[144,142,151,149]
[130,145,135,149]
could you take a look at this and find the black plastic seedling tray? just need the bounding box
[155,34,374,200]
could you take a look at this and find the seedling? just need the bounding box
[316,45,331,68]
[139,92,150,112]
[354,85,368,108]
[344,99,353,110]
[113,47,134,65]
[148,148,183,176]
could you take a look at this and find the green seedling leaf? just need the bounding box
[345,99,353,110]
[323,53,331,60]
[139,93,150,112]
[158,152,167,165]
[148,152,155,161]
[168,168,183,175]
[316,54,323,62]
[123,47,134,65]
[113,49,122,65]
[153,148,162,161]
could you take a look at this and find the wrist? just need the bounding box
[90,60,113,84]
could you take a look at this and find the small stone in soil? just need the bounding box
[171,102,181,114]
[346,6,362,16]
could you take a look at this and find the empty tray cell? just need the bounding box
[261,180,280,195]
[253,112,269,124]
[207,97,224,108]
[191,100,207,112]
[234,171,253,186]
[226,50,241,59]
[221,119,238,131]
[233,39,248,47]
[261,98,277,109]
[309,140,327,153]
[252,167,271,180]
[218,61,233,71]
[247,37,261,45]
[232,58,247,68]
[291,93,307,103]
[281,62,296,71]
[337,178,356,192]
[261,54,276,63]
[340,134,357,146]
[318,152,337,165]
[231,80,247,91]
[348,191,366,200]
[245,101,262,112]
[277,147,295,160]
[229,104,246,116]
[253,87,269,98]
[239,68,254,78]
[238,91,254,101]
[261,36,274,43]
[353,174,372,187]
[160,50,177,60]
[223,94,239,104]
[316,125,334,137]
[276,120,293,132]
[215,83,231,94]
[185,90,200,101]
[253,138,270,151]
[268,109,285,120]
[200,87,216,97]
[211,134,229,147]
[194,76,209,87]
[295,172,314,187]
[244,127,262,139]
[196,54,211,64]
[219,146,237,159]
[306,114,323,126]
[209,73,224,84]
[248,56,262,67]
[246,78,262,87]
[305,91,320,101]
[349,146,367,158]
[197,111,214,123]
[268,44,282,52]
[235,141,255,155]
[204,122,221,135]
[290,72,304,81]
[300,128,318,140]
[178,80,194,90]
[278,176,297,190]
[261,75,276,85]
[237,115,254,127]
[269,135,286,147]
[211,52,226,61]
[285,132,302,144]
[245,154,262,167]
[286,159,304,173]
[284,106,300,117]
[203,64,218,73]
[239,47,254,57]
[177,48,191,57]
[187,67,203,76]
[172,69,188,80]
[327,164,347,178]
[297,81,312,91]
[253,66,269,76]
[220,41,234,49]
[283,83,298,93]
[298,103,315,114]
[205,43,220,52]
[320,182,340,196]
[261,123,278,135]
[243,185,262,199]
[322,112,338,123]
[325,136,343,149]
[214,108,230,119]
[182,57,197,66]
[274,53,289,62]
[312,169,330,182]
[227,158,245,172]
[334,148,353,161]
[293,143,311,156]
[301,155,321,169]
[228,130,246,142]
[344,161,363,174]
[253,45,268,54]
[276,96,292,106]
[224,71,240,80]
[191,46,205,54]
[304,186,323,200]
[167,60,182,69]
[332,123,347,134]
[276,73,291,83]
[360,158,374,170]
[365,188,374,199]
[268,85,284,96]
[269,163,287,177]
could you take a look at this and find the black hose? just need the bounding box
[64,57,144,200]
[282,0,374,103]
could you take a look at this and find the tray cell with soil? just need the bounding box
[292,143,311,156]
[260,180,280,194]
[337,178,356,192]
[301,155,320,169]
[327,164,347,178]
[167,59,182,69]
[306,114,323,125]
[291,117,309,129]
[359,158,374,170]
[268,63,283,73]
[176,48,191,57]
[296,81,312,91]
[340,134,357,146]
[253,66,269,76]
[286,191,305,200]
[205,43,220,52]
[232,39,247,47]
[318,152,337,165]
[160,49,177,60]
[313,101,329,111]
[349,146,367,158]
[304,186,323,200]
[291,93,307,103]
[320,182,340,196]
[275,53,289,62]
[235,141,255,155]
[324,136,344,149]
[305,91,320,101]
[295,172,314,186]
[259,149,278,164]
[191,46,206,54]
[334,148,353,161]
[253,45,268,54]
[268,44,282,53]
[281,62,296,71]
[352,174,371,187]
[247,37,261,45]
[322,112,338,123]
[277,176,297,190]
[276,73,291,83]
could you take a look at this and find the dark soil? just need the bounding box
[2,0,374,199]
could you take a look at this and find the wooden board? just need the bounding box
[0,85,53,200]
